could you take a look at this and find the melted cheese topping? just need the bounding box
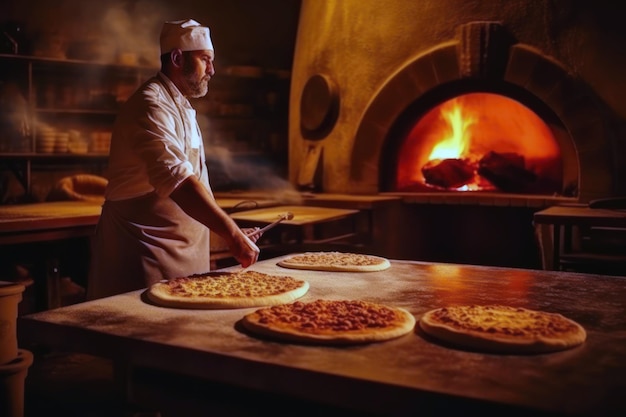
[166,271,305,298]
[285,252,386,266]
[254,299,403,332]
[430,305,581,337]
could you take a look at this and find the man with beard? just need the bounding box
[87,19,260,299]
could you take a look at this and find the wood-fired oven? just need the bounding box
[288,1,626,268]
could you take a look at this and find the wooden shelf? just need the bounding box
[0,53,157,72]
[0,154,109,194]
[0,153,108,159]
[35,108,119,115]
[0,54,149,196]
[1,53,290,196]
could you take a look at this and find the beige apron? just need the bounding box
[87,95,212,300]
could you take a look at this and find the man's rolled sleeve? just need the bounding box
[137,102,195,197]
[152,160,194,198]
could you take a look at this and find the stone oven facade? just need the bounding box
[289,0,626,203]
[288,0,626,268]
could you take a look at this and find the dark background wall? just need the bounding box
[1,0,302,71]
[0,0,302,203]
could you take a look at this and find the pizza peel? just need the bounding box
[246,211,294,237]
[237,212,294,272]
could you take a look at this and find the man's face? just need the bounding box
[181,50,215,98]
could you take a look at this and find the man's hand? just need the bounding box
[231,230,260,268]
[170,177,260,268]
[244,227,262,242]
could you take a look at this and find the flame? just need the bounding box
[428,101,475,161]
[394,92,563,194]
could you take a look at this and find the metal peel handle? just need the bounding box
[247,211,294,236]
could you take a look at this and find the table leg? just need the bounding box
[45,258,61,310]
[553,225,561,271]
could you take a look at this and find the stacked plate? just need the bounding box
[54,132,69,153]
[68,129,88,154]
[36,126,56,153]
[90,131,112,154]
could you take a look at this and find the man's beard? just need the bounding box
[183,74,208,98]
[182,60,209,98]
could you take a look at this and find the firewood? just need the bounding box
[422,158,475,188]
[477,151,537,192]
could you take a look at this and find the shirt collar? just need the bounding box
[157,71,192,109]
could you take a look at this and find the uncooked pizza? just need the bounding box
[241,299,416,345]
[419,305,587,354]
[277,251,391,272]
[147,270,309,309]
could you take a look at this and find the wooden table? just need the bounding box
[230,205,360,247]
[216,191,396,252]
[0,201,104,310]
[0,197,282,309]
[18,256,626,416]
[0,200,103,245]
[533,204,626,271]
[0,197,281,245]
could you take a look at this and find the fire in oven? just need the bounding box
[381,80,566,196]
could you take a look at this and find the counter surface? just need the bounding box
[534,204,626,227]
[18,257,626,416]
[0,198,278,244]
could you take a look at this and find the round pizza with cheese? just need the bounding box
[419,305,587,354]
[147,270,309,309]
[241,299,416,345]
[277,251,391,272]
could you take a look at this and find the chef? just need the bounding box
[87,19,260,300]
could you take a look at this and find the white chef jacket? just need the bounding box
[87,72,213,300]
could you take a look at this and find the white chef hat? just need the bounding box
[159,19,213,54]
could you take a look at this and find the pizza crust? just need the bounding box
[241,299,416,345]
[419,305,587,354]
[147,271,309,309]
[277,252,391,272]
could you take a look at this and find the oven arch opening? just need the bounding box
[348,41,614,202]
[380,79,576,197]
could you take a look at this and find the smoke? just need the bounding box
[6,1,178,66]
[205,143,301,204]
[97,1,298,198]
[5,0,298,197]
[101,0,173,67]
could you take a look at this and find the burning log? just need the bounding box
[477,151,537,192]
[422,158,475,189]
